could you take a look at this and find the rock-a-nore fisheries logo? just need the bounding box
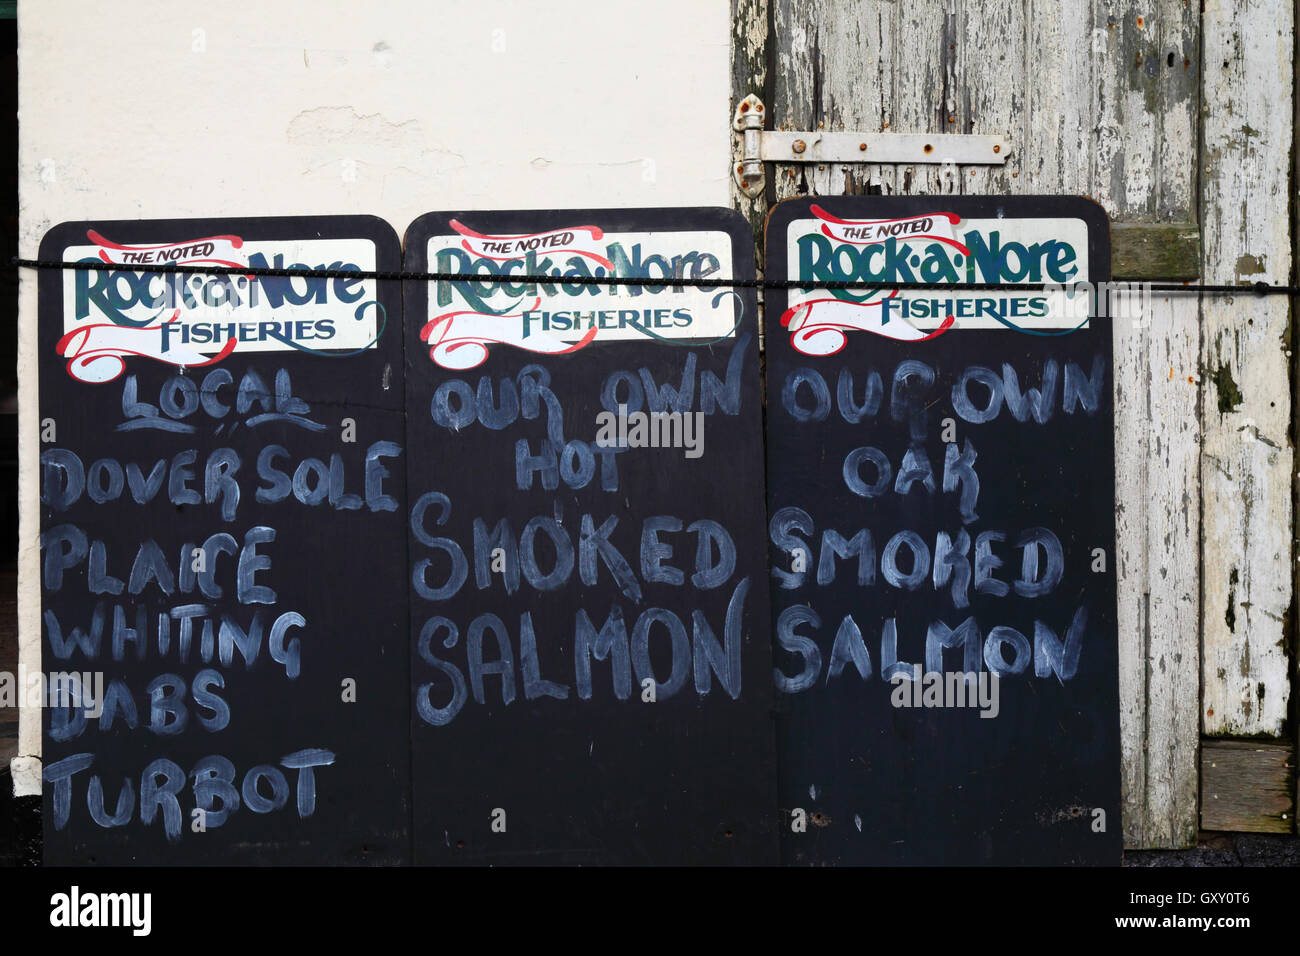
[58,231,385,383]
[421,220,741,370]
[782,206,1087,356]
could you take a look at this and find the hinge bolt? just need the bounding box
[792,140,806,154]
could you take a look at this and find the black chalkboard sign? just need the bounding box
[763,196,1121,864]
[37,216,410,864]
[403,208,777,864]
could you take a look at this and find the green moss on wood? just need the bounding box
[1212,364,1244,413]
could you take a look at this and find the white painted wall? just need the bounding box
[14,0,733,794]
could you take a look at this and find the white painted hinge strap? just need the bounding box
[733,94,1008,197]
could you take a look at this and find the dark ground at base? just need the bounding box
[0,770,39,866]
[1125,832,1300,866]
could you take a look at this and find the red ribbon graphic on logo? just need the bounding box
[780,294,953,357]
[57,314,237,384]
[420,300,598,370]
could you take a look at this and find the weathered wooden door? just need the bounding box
[733,0,1295,848]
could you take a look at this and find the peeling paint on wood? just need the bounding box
[1115,294,1201,849]
[1199,0,1293,738]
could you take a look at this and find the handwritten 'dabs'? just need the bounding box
[38,216,410,864]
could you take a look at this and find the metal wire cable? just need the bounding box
[13,256,1300,296]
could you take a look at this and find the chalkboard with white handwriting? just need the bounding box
[763,196,1121,865]
[37,216,410,864]
[403,207,778,864]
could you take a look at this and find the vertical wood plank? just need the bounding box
[1113,297,1154,845]
[1200,0,1293,738]
[1295,0,1300,836]
[887,0,952,195]
[1091,4,1157,216]
[956,0,1024,195]
[1019,0,1095,198]
[1114,294,1202,847]
[1099,0,1203,848]
[1153,1,1200,222]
